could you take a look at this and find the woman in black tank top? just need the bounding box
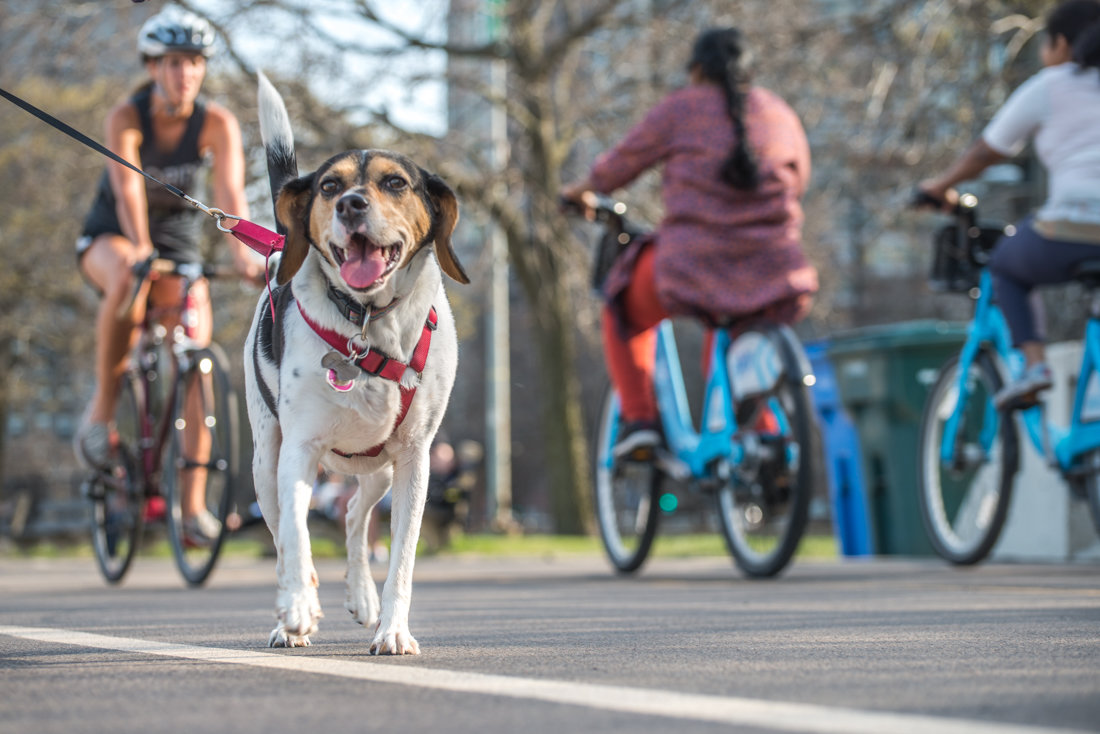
[74,10,262,539]
[80,83,209,263]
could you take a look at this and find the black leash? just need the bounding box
[1,83,286,318]
[0,84,284,254]
[0,84,196,205]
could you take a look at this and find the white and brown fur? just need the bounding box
[244,73,468,652]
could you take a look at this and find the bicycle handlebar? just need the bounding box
[909,188,979,225]
[559,193,628,223]
[117,254,238,320]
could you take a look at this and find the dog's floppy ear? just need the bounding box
[274,173,315,285]
[425,174,469,284]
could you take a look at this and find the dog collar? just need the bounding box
[324,281,400,328]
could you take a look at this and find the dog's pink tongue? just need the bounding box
[341,245,387,289]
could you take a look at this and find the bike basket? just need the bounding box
[929,223,1005,293]
[591,221,643,293]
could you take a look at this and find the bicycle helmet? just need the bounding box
[137,8,216,59]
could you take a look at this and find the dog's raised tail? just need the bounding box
[257,70,297,231]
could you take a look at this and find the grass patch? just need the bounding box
[4,532,837,562]
[423,531,837,560]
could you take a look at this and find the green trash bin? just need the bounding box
[826,320,968,556]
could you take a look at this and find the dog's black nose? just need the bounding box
[336,192,369,220]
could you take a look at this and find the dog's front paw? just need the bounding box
[370,626,420,656]
[276,587,323,640]
[269,625,311,648]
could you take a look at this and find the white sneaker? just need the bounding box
[182,509,222,548]
[74,421,112,470]
[611,420,661,460]
[994,363,1053,411]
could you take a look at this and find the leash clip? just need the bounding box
[207,208,250,233]
[346,336,370,362]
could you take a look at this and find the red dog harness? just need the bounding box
[297,302,438,458]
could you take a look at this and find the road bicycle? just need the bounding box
[570,195,817,578]
[81,255,240,586]
[916,193,1100,564]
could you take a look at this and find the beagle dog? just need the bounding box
[244,73,468,653]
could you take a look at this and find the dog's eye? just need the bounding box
[320,179,341,196]
[383,175,408,192]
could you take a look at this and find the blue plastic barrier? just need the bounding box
[804,341,874,556]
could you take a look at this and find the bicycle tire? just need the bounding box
[89,373,145,584]
[162,343,239,586]
[917,350,1018,565]
[715,326,814,579]
[592,384,661,573]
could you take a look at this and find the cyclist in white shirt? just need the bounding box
[920,0,1100,410]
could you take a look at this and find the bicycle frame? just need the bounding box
[605,320,793,482]
[132,329,179,489]
[943,269,1100,474]
[131,270,208,491]
[651,321,736,478]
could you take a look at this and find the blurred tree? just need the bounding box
[0,77,110,491]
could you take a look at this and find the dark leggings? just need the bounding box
[990,216,1100,347]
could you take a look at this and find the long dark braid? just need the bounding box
[689,28,759,190]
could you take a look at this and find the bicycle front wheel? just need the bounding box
[89,373,145,584]
[917,351,1018,565]
[162,344,239,586]
[716,326,814,579]
[593,386,661,573]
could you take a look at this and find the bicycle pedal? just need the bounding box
[622,446,657,462]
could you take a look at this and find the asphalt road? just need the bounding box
[1,553,1098,734]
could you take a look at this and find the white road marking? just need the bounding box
[0,625,1086,734]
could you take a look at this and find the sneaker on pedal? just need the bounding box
[612,419,661,460]
[994,363,1053,411]
[74,421,112,471]
[182,509,222,548]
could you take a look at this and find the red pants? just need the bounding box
[601,246,671,422]
[602,245,810,423]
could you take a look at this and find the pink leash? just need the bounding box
[216,215,285,323]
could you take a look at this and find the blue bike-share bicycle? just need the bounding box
[916,193,1100,564]
[573,196,817,578]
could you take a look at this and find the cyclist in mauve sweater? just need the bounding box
[561,27,817,456]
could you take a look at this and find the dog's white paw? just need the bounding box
[276,587,323,639]
[344,568,381,628]
[370,626,420,656]
[269,625,311,648]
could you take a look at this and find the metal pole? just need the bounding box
[485,1,513,530]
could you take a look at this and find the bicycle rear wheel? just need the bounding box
[88,373,145,584]
[917,351,1018,565]
[593,386,661,573]
[716,326,813,579]
[162,344,239,586]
